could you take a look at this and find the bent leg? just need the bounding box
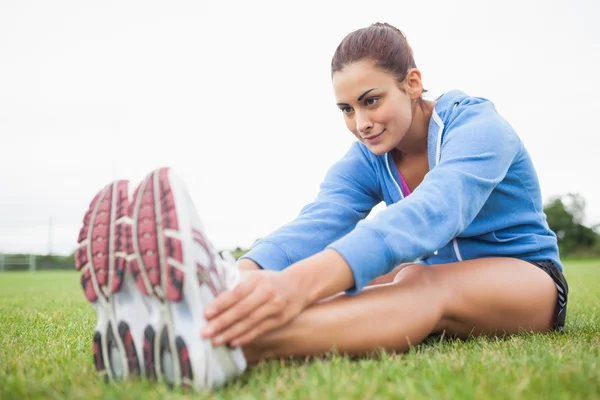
[243,258,558,363]
[244,264,443,362]
[433,258,557,338]
[365,262,418,286]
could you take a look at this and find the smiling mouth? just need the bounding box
[363,129,385,141]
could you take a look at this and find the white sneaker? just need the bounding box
[128,167,247,391]
[75,180,151,382]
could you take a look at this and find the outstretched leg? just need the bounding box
[242,258,558,363]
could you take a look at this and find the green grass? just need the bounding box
[1,261,599,400]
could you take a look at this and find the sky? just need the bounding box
[1,0,598,256]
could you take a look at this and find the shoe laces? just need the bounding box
[215,250,241,291]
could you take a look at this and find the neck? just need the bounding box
[395,99,435,156]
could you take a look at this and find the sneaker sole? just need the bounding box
[75,180,149,382]
[129,167,246,391]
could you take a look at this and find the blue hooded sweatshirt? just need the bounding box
[240,90,562,294]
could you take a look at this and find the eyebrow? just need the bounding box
[336,88,378,106]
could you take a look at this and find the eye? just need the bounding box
[340,106,354,115]
[365,97,379,106]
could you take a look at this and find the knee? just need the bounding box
[391,263,420,283]
[392,264,448,309]
[391,264,447,330]
[392,264,436,290]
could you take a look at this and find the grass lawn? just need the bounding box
[1,260,599,399]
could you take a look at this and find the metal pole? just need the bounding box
[48,217,53,256]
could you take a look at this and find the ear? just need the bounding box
[405,68,424,100]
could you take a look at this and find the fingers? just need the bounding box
[229,316,282,347]
[202,287,269,343]
[201,270,297,347]
[208,298,278,346]
[204,275,256,319]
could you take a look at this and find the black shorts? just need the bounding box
[527,260,569,331]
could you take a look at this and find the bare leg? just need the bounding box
[243,258,557,363]
[365,262,417,286]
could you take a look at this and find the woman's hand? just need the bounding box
[202,269,306,347]
[203,249,355,347]
[237,258,261,271]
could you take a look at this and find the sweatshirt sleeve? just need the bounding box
[328,99,522,294]
[239,142,381,271]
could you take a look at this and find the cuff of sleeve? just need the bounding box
[238,240,291,271]
[327,226,394,295]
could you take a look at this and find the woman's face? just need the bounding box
[332,60,415,156]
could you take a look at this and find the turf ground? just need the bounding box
[1,260,599,399]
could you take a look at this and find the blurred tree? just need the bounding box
[544,193,599,256]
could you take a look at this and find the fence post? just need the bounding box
[29,254,36,272]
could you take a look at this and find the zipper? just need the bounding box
[452,237,463,261]
[435,101,463,262]
[384,101,464,262]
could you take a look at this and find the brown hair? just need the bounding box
[331,22,426,103]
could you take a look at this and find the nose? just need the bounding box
[355,111,373,135]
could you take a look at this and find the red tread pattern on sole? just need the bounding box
[131,168,184,301]
[123,328,138,373]
[75,181,130,303]
[111,180,130,295]
[92,331,106,376]
[158,168,184,301]
[176,339,192,392]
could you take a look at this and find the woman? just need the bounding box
[77,22,568,391]
[206,20,568,351]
